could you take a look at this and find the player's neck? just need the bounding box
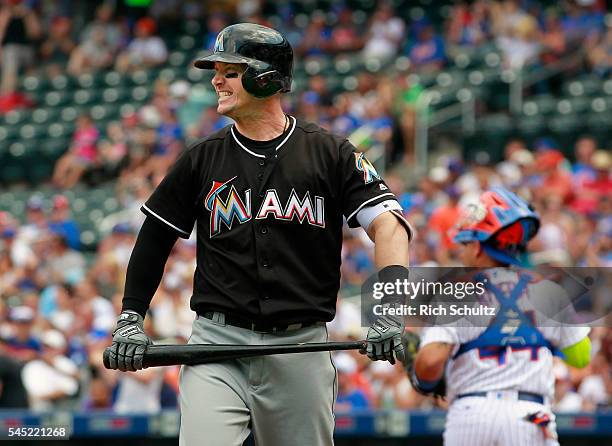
[233,106,288,141]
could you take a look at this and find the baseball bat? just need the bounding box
[103,340,366,369]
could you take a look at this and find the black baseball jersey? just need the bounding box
[142,116,411,324]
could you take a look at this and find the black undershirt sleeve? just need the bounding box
[121,216,179,318]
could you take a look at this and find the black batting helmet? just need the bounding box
[194,23,293,98]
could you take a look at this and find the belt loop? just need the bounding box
[213,312,225,325]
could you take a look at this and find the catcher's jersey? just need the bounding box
[142,116,411,324]
[420,268,589,401]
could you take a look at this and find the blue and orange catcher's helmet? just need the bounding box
[453,187,540,265]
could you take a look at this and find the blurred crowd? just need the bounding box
[0,0,611,415]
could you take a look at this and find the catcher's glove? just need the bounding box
[402,331,447,399]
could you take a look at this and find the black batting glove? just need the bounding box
[106,310,152,372]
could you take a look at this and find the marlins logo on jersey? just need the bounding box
[205,177,251,238]
[205,177,325,238]
[354,152,381,184]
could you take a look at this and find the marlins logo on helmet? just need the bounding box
[214,32,224,52]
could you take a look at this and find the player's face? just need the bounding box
[458,241,480,266]
[211,62,252,117]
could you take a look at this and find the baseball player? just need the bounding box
[105,23,413,446]
[407,187,591,446]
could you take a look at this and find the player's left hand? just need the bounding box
[363,310,405,364]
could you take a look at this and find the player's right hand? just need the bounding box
[364,310,405,365]
[106,310,152,372]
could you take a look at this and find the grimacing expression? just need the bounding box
[211,62,257,117]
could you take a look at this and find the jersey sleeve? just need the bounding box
[558,326,591,350]
[529,280,591,349]
[420,326,460,347]
[339,141,413,238]
[141,150,198,238]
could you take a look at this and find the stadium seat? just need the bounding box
[76,72,105,89]
[89,104,118,121]
[50,74,72,90]
[0,124,18,144]
[303,57,332,76]
[41,137,70,160]
[3,109,32,126]
[0,192,14,210]
[586,111,610,137]
[27,160,54,184]
[517,115,547,141]
[131,69,155,85]
[21,74,50,93]
[8,197,26,215]
[47,122,75,139]
[1,145,30,183]
[564,76,602,97]
[364,57,387,74]
[131,86,152,102]
[568,96,591,114]
[73,89,102,106]
[103,71,125,87]
[590,97,606,113]
[531,95,557,115]
[548,114,584,148]
[158,67,183,82]
[44,90,71,107]
[168,51,188,68]
[465,114,514,161]
[19,124,47,140]
[31,107,61,125]
[436,69,466,89]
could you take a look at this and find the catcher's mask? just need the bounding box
[452,187,540,265]
[194,23,293,98]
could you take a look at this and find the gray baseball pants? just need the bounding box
[179,313,337,446]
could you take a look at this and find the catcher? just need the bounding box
[403,187,591,446]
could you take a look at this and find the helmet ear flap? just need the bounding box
[242,66,285,98]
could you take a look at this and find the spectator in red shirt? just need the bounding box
[536,149,573,203]
[329,8,363,53]
[428,186,462,251]
[574,150,612,215]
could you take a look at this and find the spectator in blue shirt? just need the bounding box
[335,353,372,411]
[407,21,446,72]
[202,13,228,51]
[4,306,41,363]
[48,195,80,251]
